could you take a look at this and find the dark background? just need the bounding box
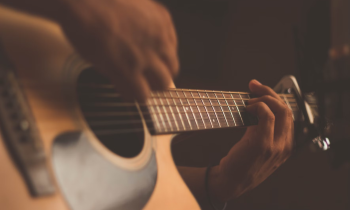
[159,0,350,209]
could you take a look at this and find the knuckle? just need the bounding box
[279,105,289,116]
[276,147,285,157]
[259,141,273,155]
[262,85,273,92]
[284,107,293,120]
[257,102,275,121]
[256,101,267,109]
[265,112,275,122]
[155,2,172,19]
[286,107,293,118]
[263,146,273,160]
[284,142,293,157]
[278,103,291,116]
[262,95,274,101]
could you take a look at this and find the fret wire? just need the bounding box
[151,95,297,102]
[239,93,246,107]
[190,91,207,129]
[239,92,246,124]
[149,109,252,132]
[200,91,215,128]
[157,92,174,132]
[221,92,237,126]
[184,92,201,130]
[282,94,294,120]
[78,85,295,99]
[147,93,161,132]
[87,102,255,108]
[206,92,224,127]
[170,91,187,131]
[80,94,297,104]
[149,109,253,133]
[231,93,244,125]
[148,109,301,115]
[170,88,252,95]
[85,108,284,117]
[84,108,300,119]
[152,97,167,132]
[79,83,294,97]
[148,100,163,132]
[214,92,230,127]
[151,96,247,100]
[82,93,297,102]
[163,91,180,131]
[176,91,193,130]
[242,93,255,125]
[241,93,250,124]
[86,102,300,109]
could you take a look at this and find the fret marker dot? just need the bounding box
[186,107,189,110]
[212,119,215,122]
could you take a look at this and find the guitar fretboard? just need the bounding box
[145,89,298,134]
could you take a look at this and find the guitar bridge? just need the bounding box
[0,49,55,196]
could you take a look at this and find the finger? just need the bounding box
[108,69,151,102]
[96,41,152,102]
[154,1,178,46]
[249,80,283,103]
[151,27,179,77]
[157,42,179,77]
[144,52,173,90]
[248,95,292,140]
[245,102,275,144]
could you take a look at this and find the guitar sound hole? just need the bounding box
[77,68,144,158]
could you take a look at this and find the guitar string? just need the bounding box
[78,94,298,100]
[78,84,299,99]
[78,83,295,95]
[82,107,300,116]
[82,100,300,127]
[84,108,301,133]
[78,85,308,135]
[82,103,301,108]
[78,98,301,107]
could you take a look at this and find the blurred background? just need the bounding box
[157,0,350,209]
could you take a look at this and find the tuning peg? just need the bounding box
[310,136,331,152]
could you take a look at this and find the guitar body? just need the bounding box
[0,6,200,210]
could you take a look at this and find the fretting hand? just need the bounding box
[209,79,294,201]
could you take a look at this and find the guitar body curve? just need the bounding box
[0,5,200,210]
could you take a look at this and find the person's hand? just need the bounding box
[55,0,179,101]
[210,80,294,201]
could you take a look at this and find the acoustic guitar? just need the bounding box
[0,5,317,210]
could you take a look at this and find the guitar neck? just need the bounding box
[144,88,299,134]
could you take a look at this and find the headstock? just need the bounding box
[274,76,328,151]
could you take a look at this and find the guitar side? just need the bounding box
[0,5,199,210]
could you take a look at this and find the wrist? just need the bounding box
[208,165,230,203]
[205,165,229,210]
